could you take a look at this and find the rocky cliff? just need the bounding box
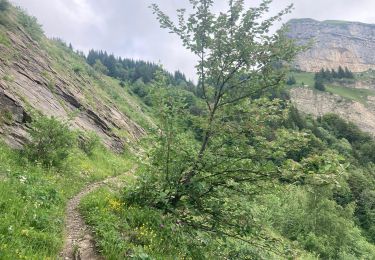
[287,18,375,72]
[290,87,375,135]
[0,7,149,151]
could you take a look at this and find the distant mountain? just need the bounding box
[287,18,375,72]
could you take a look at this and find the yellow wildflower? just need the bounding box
[108,198,122,211]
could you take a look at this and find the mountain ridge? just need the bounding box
[287,18,375,72]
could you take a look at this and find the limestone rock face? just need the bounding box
[290,88,375,135]
[287,18,375,72]
[0,27,146,151]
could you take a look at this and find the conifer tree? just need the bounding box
[338,66,345,78]
[344,67,354,79]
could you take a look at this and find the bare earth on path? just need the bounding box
[59,167,136,260]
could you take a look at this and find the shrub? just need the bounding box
[286,75,296,85]
[93,59,109,75]
[131,79,148,98]
[73,64,83,74]
[314,78,325,91]
[17,9,43,41]
[25,116,76,167]
[2,74,14,82]
[79,132,100,156]
[0,109,13,125]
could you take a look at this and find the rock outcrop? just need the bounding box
[0,26,146,151]
[290,87,375,135]
[287,18,375,72]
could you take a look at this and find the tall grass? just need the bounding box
[0,140,134,259]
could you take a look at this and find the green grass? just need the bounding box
[325,85,375,104]
[289,72,315,87]
[0,141,134,259]
[0,30,9,46]
[289,71,375,104]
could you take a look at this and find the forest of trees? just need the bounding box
[86,50,195,88]
[315,66,354,81]
[314,66,354,91]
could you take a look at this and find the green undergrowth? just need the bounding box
[0,141,134,259]
[80,167,375,259]
[79,169,315,260]
[79,108,375,259]
[80,187,216,259]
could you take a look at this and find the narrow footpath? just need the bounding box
[60,167,136,260]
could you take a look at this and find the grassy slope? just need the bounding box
[0,4,153,132]
[41,37,154,131]
[0,142,134,259]
[289,71,375,104]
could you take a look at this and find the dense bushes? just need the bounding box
[25,116,76,167]
[255,184,375,259]
[318,114,375,164]
[80,99,375,258]
[285,111,375,244]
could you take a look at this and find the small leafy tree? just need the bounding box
[150,0,297,201]
[25,116,76,167]
[127,0,302,253]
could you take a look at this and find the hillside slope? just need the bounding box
[0,5,151,151]
[288,70,375,136]
[290,87,375,134]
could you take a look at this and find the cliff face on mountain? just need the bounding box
[0,7,149,151]
[290,87,375,135]
[287,18,375,72]
[286,18,375,136]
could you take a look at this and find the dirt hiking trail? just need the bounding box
[60,167,136,260]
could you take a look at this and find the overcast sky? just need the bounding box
[10,0,375,81]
